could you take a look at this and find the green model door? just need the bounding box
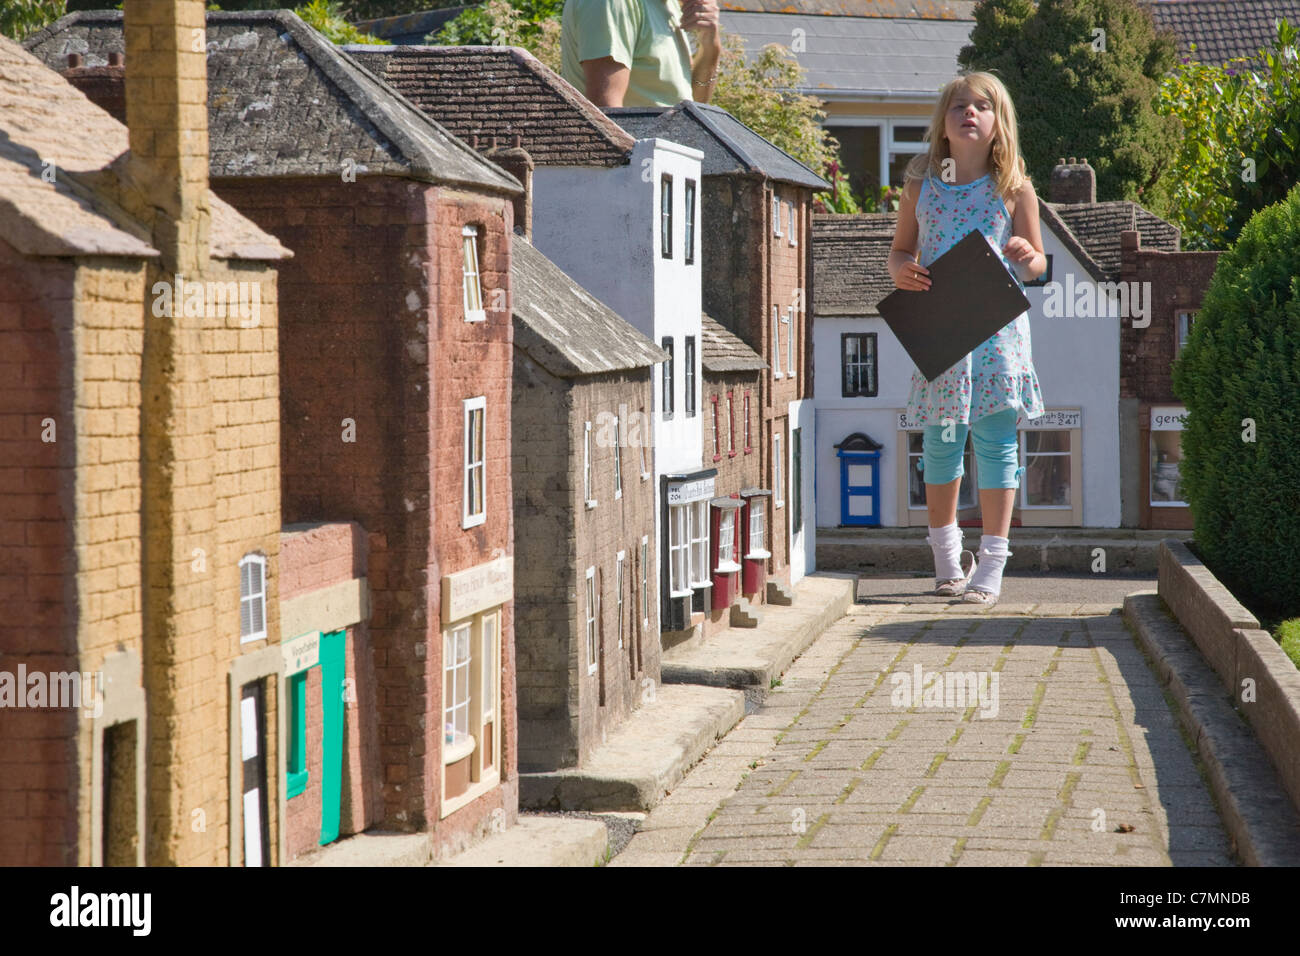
[319,629,346,845]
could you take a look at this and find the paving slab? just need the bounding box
[519,682,744,811]
[434,814,608,867]
[287,831,432,867]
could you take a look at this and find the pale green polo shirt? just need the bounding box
[561,0,695,107]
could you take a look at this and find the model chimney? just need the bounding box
[1049,157,1096,204]
[483,134,534,241]
[123,0,210,273]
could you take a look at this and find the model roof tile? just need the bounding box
[511,234,667,377]
[1148,0,1300,68]
[347,45,636,168]
[24,10,521,194]
[701,313,767,372]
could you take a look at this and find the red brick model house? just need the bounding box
[701,315,768,631]
[2,5,291,866]
[28,9,525,861]
[608,103,830,594]
[509,233,666,780]
[1048,162,1222,530]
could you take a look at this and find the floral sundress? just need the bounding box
[903,171,1045,426]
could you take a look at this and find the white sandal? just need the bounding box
[935,549,977,597]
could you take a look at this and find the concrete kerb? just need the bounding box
[659,572,858,699]
[286,831,433,867]
[1157,539,1300,817]
[1122,590,1300,866]
[434,815,609,867]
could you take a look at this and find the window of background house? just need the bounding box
[685,179,696,265]
[685,336,696,417]
[784,308,795,378]
[239,553,267,643]
[613,414,622,499]
[747,499,767,558]
[774,432,784,508]
[787,201,797,246]
[616,552,625,649]
[669,505,690,597]
[585,567,598,675]
[463,397,486,528]
[727,392,735,455]
[744,391,752,452]
[907,431,975,510]
[662,338,674,418]
[689,500,709,589]
[1177,311,1195,352]
[462,225,485,322]
[717,510,739,572]
[640,536,649,628]
[771,307,782,376]
[842,333,878,397]
[584,420,595,508]
[1020,430,1072,508]
[661,175,673,259]
[444,623,472,749]
[773,194,782,236]
[711,396,720,461]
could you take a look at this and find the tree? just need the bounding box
[959,0,1181,207]
[1170,182,1300,624]
[1,0,66,41]
[296,0,385,44]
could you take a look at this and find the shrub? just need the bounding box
[1170,181,1300,623]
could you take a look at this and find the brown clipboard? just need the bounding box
[877,228,1031,383]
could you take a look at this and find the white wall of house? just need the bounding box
[811,225,1123,528]
[789,398,816,582]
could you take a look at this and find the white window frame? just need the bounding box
[716,510,740,573]
[1177,310,1195,352]
[711,396,720,458]
[771,306,782,377]
[784,307,795,379]
[1019,429,1073,510]
[787,201,797,246]
[774,431,784,509]
[772,193,782,236]
[585,566,598,675]
[440,609,502,817]
[744,391,752,451]
[747,499,769,559]
[443,622,473,757]
[684,336,696,418]
[239,553,267,644]
[689,499,710,589]
[462,396,486,528]
[669,504,691,598]
[661,174,673,259]
[584,420,596,509]
[462,225,486,323]
[613,414,623,499]
[616,551,626,649]
[639,407,650,480]
[640,535,649,628]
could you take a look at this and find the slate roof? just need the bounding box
[511,234,667,377]
[1148,0,1300,69]
[346,45,636,168]
[24,11,521,194]
[1046,201,1180,281]
[811,198,1180,315]
[701,314,767,373]
[719,0,975,14]
[812,213,898,317]
[606,102,830,190]
[0,35,282,261]
[718,11,973,98]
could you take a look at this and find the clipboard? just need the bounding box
[877,228,1031,383]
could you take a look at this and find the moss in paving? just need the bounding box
[898,786,925,813]
[1072,741,1091,765]
[885,718,909,741]
[869,823,899,861]
[989,760,1011,788]
[835,777,862,805]
[794,812,830,849]
[1027,849,1046,866]
[968,795,992,826]
[860,747,886,771]
[947,835,968,866]
[947,724,967,747]
[767,770,800,797]
[924,752,947,778]
[803,739,830,762]
[1022,680,1047,728]
[1007,732,1026,754]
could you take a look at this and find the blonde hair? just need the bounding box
[903,71,1029,203]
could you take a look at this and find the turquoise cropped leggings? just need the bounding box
[916,407,1026,489]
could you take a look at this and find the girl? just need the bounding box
[888,71,1047,607]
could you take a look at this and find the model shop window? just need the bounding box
[462,225,485,322]
[239,553,267,644]
[668,500,711,598]
[907,432,975,510]
[1020,430,1071,509]
[842,333,878,397]
[463,397,486,528]
[441,610,501,815]
[661,174,673,259]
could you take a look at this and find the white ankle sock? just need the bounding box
[925,521,964,580]
[967,534,1011,594]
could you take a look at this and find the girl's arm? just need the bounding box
[889,177,930,290]
[1005,179,1047,282]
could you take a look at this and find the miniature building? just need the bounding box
[29,9,525,861]
[509,233,666,773]
[607,102,830,594]
[1,1,289,866]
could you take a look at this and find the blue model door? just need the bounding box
[835,433,884,527]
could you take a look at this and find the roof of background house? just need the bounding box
[701,314,767,373]
[811,213,897,317]
[1045,201,1180,281]
[1148,0,1300,68]
[811,198,1181,316]
[354,6,470,45]
[511,234,667,377]
[24,11,521,194]
[0,35,282,261]
[719,0,974,14]
[346,45,635,168]
[606,102,831,190]
[717,12,973,98]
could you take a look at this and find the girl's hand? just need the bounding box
[1002,236,1036,265]
[895,260,930,291]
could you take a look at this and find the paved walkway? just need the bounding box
[612,580,1237,867]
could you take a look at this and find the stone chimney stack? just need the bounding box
[483,133,534,240]
[123,0,210,273]
[1049,157,1096,204]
